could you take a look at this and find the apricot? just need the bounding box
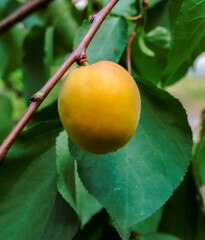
[58,61,141,154]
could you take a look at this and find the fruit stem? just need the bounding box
[83,61,89,66]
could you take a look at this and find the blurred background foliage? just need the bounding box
[0,0,205,240]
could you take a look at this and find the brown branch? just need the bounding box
[0,0,119,163]
[0,0,53,35]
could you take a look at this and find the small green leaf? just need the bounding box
[146,26,171,49]
[74,17,127,64]
[70,79,192,240]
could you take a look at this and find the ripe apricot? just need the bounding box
[58,61,141,154]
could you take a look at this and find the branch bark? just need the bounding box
[0,0,119,163]
[0,0,53,35]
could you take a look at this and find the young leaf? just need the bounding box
[74,17,127,64]
[69,79,192,240]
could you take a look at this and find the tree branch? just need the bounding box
[0,0,119,163]
[0,0,53,35]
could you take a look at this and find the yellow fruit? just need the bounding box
[58,61,141,154]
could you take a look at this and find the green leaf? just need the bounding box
[44,26,54,76]
[163,0,205,85]
[0,121,79,240]
[141,233,181,240]
[56,131,102,228]
[166,33,205,86]
[74,17,127,64]
[69,79,192,240]
[102,0,137,18]
[23,26,47,101]
[0,94,13,144]
[132,208,163,235]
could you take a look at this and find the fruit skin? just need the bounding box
[58,61,141,154]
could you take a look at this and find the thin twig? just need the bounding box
[0,0,119,163]
[127,32,136,74]
[0,0,53,35]
[126,15,141,21]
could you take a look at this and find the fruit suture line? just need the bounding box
[0,0,119,163]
